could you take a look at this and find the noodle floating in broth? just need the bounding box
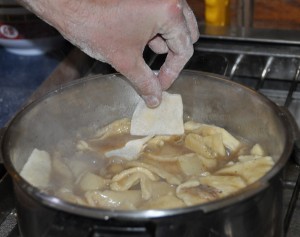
[20,118,274,210]
[20,92,274,210]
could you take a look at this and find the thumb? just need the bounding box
[114,57,162,108]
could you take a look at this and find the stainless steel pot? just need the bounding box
[1,70,294,237]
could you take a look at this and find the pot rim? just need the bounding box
[1,70,294,220]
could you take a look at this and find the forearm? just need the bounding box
[15,0,199,107]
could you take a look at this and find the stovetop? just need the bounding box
[0,25,300,237]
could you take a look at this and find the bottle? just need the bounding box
[205,0,230,26]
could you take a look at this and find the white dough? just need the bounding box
[130,92,184,136]
[20,148,51,188]
[105,136,153,160]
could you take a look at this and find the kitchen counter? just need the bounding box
[0,43,72,128]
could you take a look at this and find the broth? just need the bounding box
[20,118,275,210]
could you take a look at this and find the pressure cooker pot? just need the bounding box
[1,70,293,237]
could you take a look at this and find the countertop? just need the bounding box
[0,43,71,128]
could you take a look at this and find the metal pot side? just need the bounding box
[1,71,294,237]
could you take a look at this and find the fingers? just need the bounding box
[158,48,194,91]
[182,0,200,43]
[148,1,199,55]
[113,53,162,108]
[132,66,162,108]
[148,36,169,54]
[101,0,199,107]
[155,1,198,90]
[158,21,194,90]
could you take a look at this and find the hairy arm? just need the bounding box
[18,0,199,107]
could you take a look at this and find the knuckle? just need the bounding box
[185,45,194,58]
[176,42,194,62]
[163,0,184,18]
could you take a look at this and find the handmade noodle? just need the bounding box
[21,119,274,210]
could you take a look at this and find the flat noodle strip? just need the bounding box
[130,92,184,136]
[126,161,182,185]
[22,113,275,211]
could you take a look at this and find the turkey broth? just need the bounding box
[21,118,274,210]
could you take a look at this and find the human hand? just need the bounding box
[20,0,199,107]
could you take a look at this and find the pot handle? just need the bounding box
[279,106,300,165]
[44,212,154,237]
[278,106,300,235]
[46,225,152,237]
[0,127,5,164]
[89,226,152,237]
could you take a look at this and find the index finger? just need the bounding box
[182,0,200,43]
[158,24,194,90]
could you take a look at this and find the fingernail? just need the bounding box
[143,95,160,108]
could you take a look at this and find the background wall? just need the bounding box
[187,0,300,30]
